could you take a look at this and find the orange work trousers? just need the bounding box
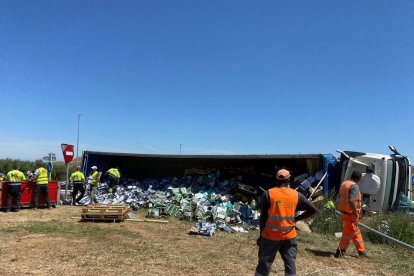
[337,213,365,253]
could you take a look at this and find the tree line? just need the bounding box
[0,159,79,181]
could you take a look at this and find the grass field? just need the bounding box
[0,206,413,276]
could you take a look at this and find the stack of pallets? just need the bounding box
[81,205,129,222]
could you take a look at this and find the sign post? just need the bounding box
[47,161,53,180]
[43,152,56,181]
[61,144,75,200]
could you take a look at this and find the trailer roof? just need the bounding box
[83,150,325,159]
[82,150,332,180]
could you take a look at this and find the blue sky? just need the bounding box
[1,1,413,161]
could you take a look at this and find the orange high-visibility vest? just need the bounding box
[261,187,298,240]
[337,180,361,215]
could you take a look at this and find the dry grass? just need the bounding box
[0,206,413,276]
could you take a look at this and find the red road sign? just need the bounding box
[61,144,74,164]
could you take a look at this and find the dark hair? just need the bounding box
[13,164,19,170]
[351,171,362,181]
[275,178,290,187]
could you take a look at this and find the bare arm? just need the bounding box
[295,193,317,221]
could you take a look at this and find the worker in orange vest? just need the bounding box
[255,169,317,276]
[335,170,367,258]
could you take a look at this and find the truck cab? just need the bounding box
[338,147,411,212]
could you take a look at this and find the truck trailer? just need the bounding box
[81,146,411,213]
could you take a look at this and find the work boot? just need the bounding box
[358,251,368,258]
[334,249,346,258]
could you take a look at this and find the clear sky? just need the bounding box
[1,1,413,162]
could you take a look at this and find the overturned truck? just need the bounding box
[81,147,411,213]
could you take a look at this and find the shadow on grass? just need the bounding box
[305,248,334,257]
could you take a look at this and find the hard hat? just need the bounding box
[91,166,98,170]
[276,169,291,180]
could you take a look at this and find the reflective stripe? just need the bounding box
[267,216,296,221]
[8,182,21,186]
[264,224,295,231]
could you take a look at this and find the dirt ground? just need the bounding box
[0,206,412,276]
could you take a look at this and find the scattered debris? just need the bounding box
[395,192,414,212]
[189,222,216,237]
[77,173,261,231]
[292,170,326,201]
[74,170,319,232]
[295,221,311,233]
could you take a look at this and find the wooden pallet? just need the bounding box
[81,205,129,222]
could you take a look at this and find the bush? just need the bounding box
[364,212,414,246]
[308,199,342,235]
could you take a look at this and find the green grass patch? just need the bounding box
[364,212,414,246]
[22,220,108,238]
[0,220,142,241]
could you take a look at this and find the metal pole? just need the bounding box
[307,172,327,199]
[179,144,182,155]
[65,164,69,201]
[48,152,52,181]
[76,114,82,167]
[358,221,414,251]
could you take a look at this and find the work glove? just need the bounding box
[351,213,360,222]
[256,236,262,246]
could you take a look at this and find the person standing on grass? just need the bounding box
[89,166,100,204]
[33,162,52,209]
[70,166,86,205]
[255,169,317,276]
[335,170,367,258]
[5,164,26,212]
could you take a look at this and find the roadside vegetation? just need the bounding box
[0,158,79,181]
